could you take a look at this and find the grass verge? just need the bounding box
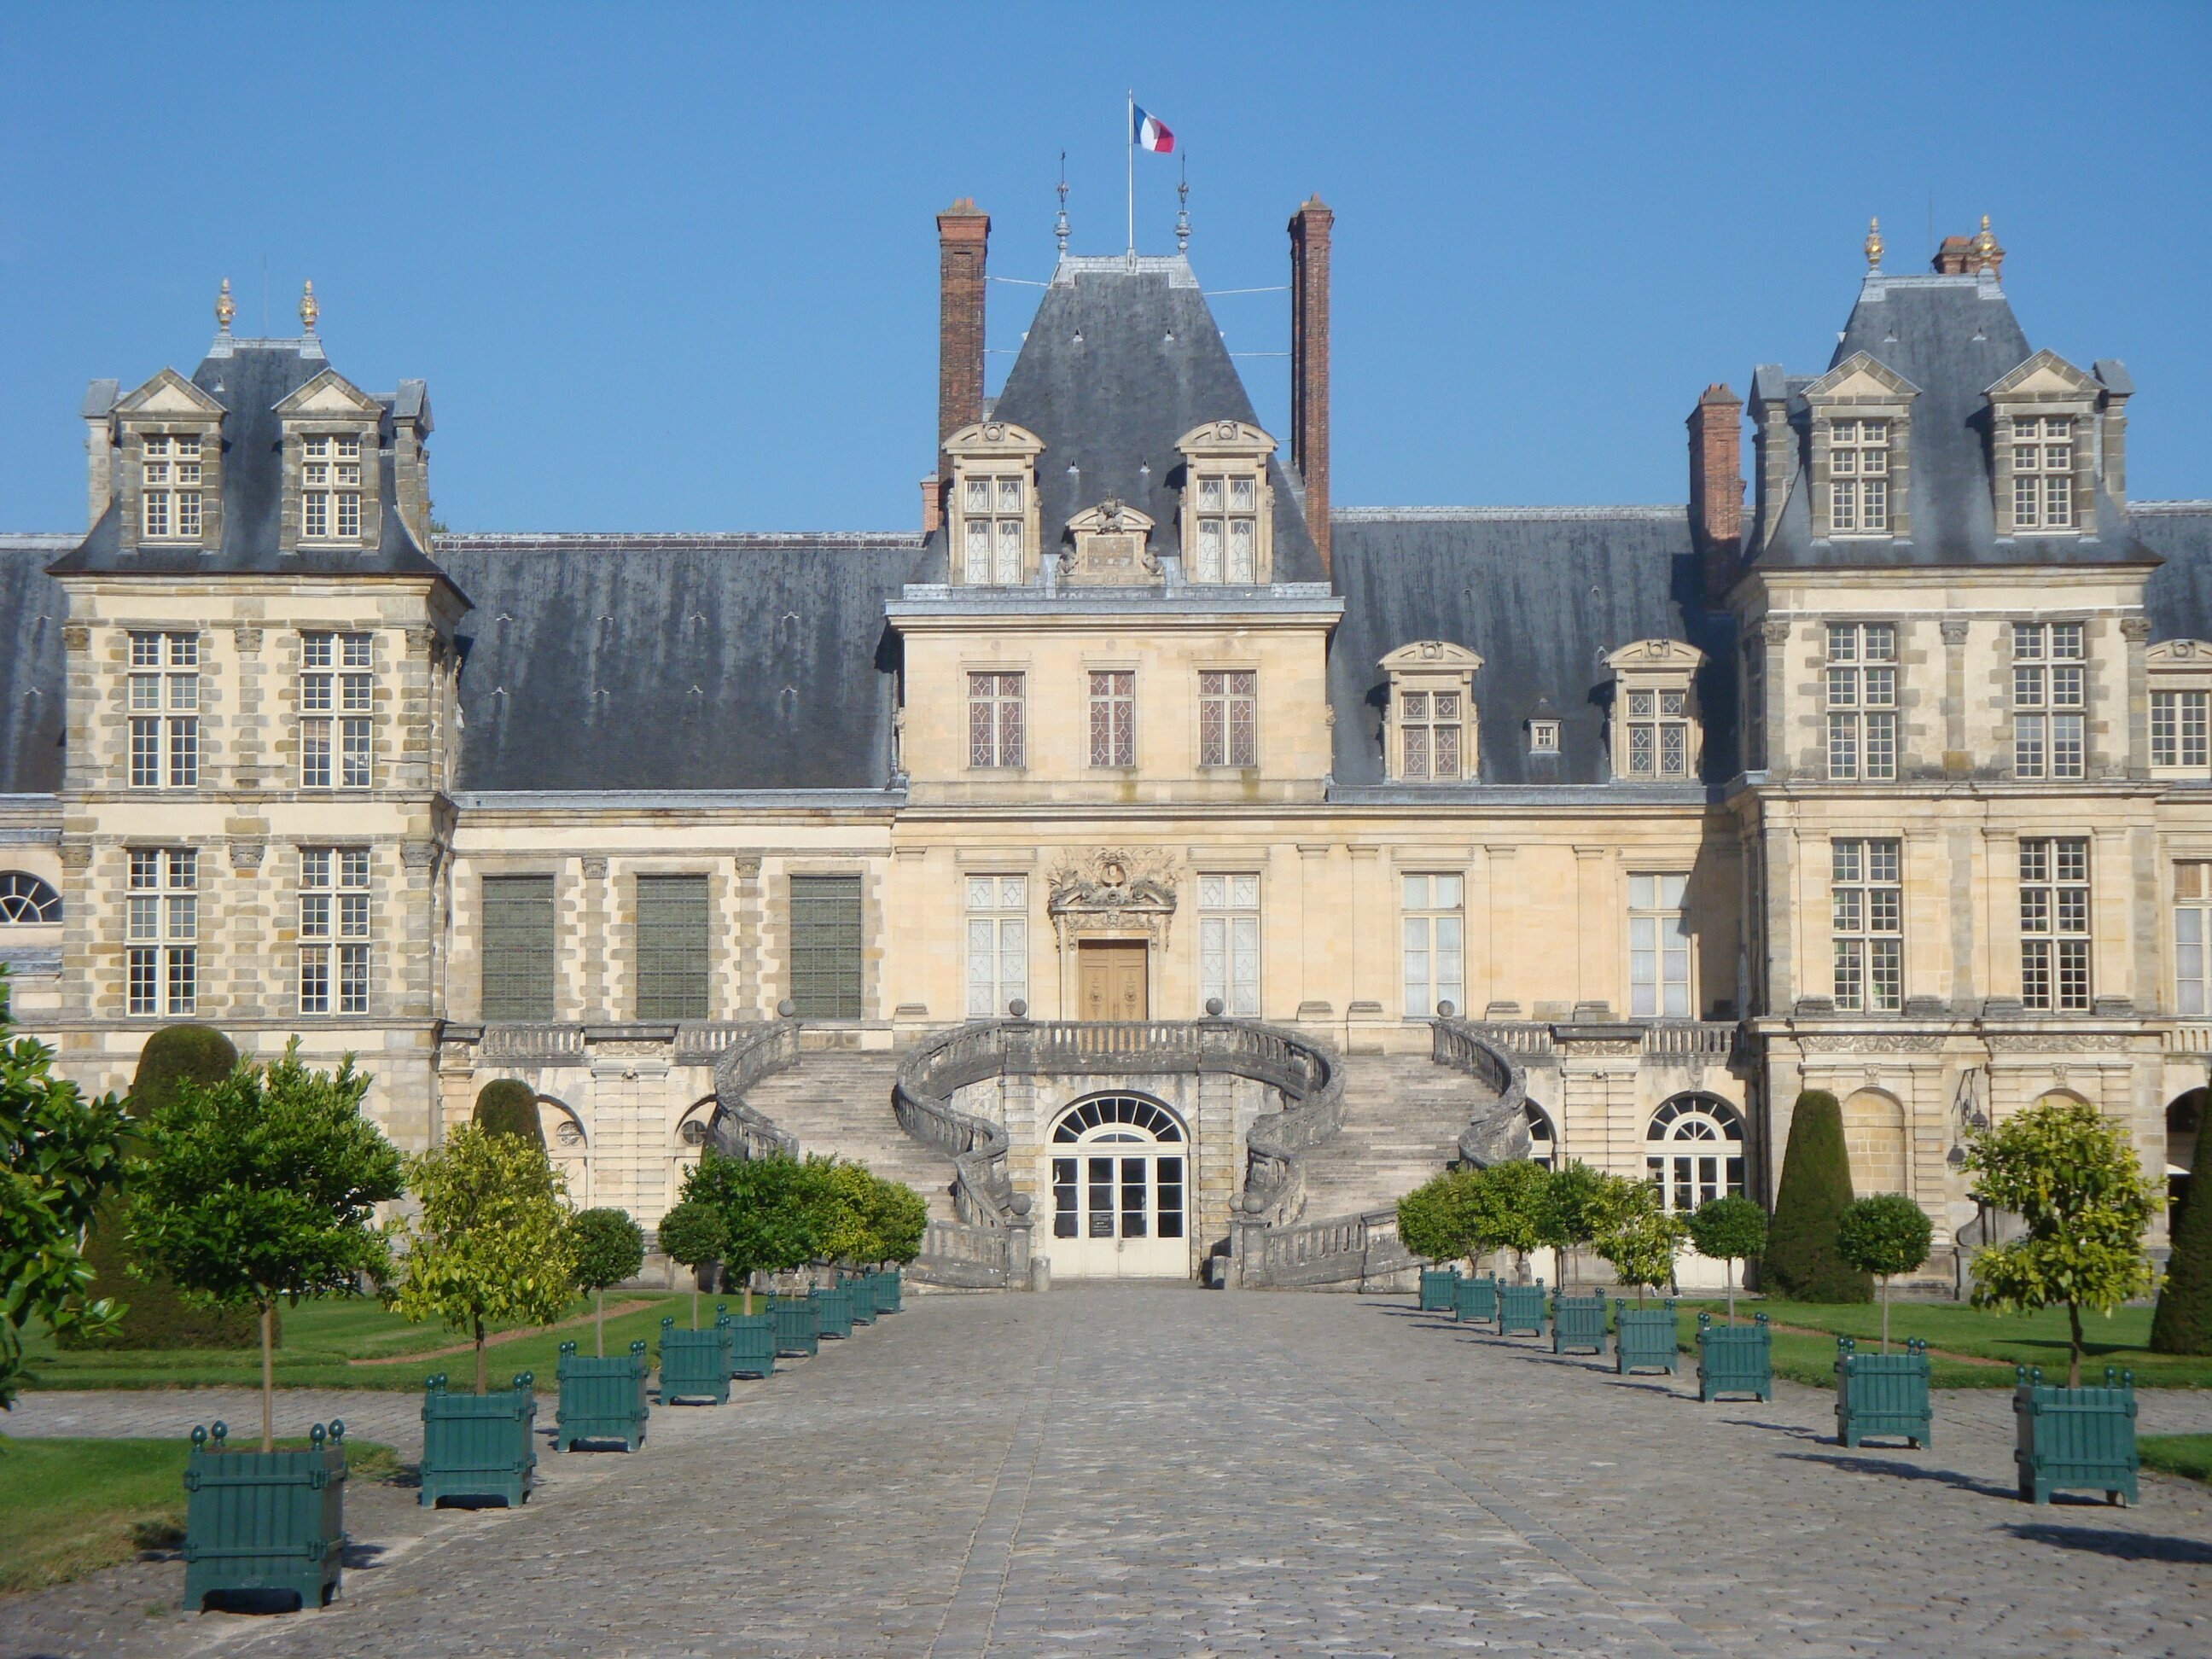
[2140,1434,2212,1484]
[0,1435,398,1596]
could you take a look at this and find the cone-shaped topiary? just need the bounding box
[472,1078,545,1147]
[1763,1090,1872,1302]
[61,1024,258,1350]
[2151,1173,2212,1354]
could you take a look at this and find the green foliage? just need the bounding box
[1685,1193,1768,1321]
[471,1079,544,1148]
[655,1195,728,1329]
[1396,1167,1475,1266]
[123,1043,403,1441]
[1836,1195,1934,1279]
[1467,1160,1561,1277]
[2152,1172,2212,1356]
[1545,1160,1639,1286]
[0,977,134,1408]
[864,1172,928,1267]
[567,1208,645,1293]
[1765,1091,1872,1302]
[1593,1181,1686,1302]
[65,1024,252,1353]
[388,1122,573,1390]
[681,1154,819,1301]
[1967,1097,2161,1386]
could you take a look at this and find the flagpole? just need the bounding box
[1126,90,1135,260]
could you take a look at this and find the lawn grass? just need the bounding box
[17,1290,696,1393]
[1665,1300,2212,1389]
[0,1435,398,1595]
[2139,1434,2212,1484]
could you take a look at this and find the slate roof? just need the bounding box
[434,534,932,792]
[2138,504,2212,642]
[1749,274,2151,571]
[0,536,71,795]
[47,337,448,582]
[979,256,1325,583]
[1327,508,1735,787]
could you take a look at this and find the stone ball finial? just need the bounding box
[1435,1000,1456,1019]
[1204,997,1225,1017]
[776,998,796,1019]
[1009,1192,1033,1217]
[1008,998,1027,1019]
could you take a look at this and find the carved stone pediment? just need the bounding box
[1062,498,1159,586]
[1046,847,1177,946]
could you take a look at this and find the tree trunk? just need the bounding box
[259,1301,276,1452]
[595,1286,605,1357]
[690,1280,700,1330]
[1880,1274,1892,1353]
[1725,1258,1736,1326]
[474,1321,487,1394]
[2068,1300,2086,1388]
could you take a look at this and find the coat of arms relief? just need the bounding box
[1045,847,1178,949]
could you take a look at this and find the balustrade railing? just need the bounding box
[478,1024,588,1062]
[1432,1018,1535,1168]
[1253,1208,1417,1289]
[706,1019,803,1162]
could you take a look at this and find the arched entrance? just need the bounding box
[1046,1093,1188,1278]
[1648,1093,1747,1290]
[2169,1088,2204,1212]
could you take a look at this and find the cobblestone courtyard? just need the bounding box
[9,1288,2212,1657]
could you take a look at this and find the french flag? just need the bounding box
[1132,104,1174,154]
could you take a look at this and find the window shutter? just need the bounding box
[636,874,711,1021]
[481,875,556,1022]
[789,875,863,1019]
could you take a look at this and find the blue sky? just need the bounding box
[3,3,2207,533]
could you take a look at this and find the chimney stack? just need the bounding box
[1687,383,1744,602]
[936,199,989,454]
[1288,196,1333,577]
[1931,215,2005,280]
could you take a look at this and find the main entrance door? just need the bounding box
[1047,1094,1189,1278]
[1077,940,1148,1021]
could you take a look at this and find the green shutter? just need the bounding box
[636,874,711,1021]
[480,875,556,1022]
[789,875,862,1019]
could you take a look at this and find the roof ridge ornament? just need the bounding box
[1972,214,1998,263]
[215,277,235,335]
[1056,152,1069,257]
[1176,153,1190,253]
[300,280,318,334]
[1864,217,1883,271]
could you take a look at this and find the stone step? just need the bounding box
[1296,1053,1500,1221]
[736,1051,963,1222]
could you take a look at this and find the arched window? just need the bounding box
[1523,1101,1557,1170]
[1051,1094,1184,1144]
[2168,1089,2203,1211]
[1646,1094,1746,1214]
[0,872,60,924]
[1842,1088,1907,1195]
[1048,1094,1187,1273]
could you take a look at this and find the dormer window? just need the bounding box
[943,421,1045,587]
[1803,352,1917,541]
[963,474,1024,583]
[2010,416,2075,531]
[1176,422,1276,585]
[302,434,363,541]
[1606,640,1706,782]
[140,434,203,540]
[1193,474,1258,582]
[1381,642,1481,783]
[1529,719,1559,755]
[1827,419,1890,534]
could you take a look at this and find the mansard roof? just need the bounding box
[47,336,448,582]
[2139,504,2212,643]
[1327,507,1733,788]
[1749,272,2152,572]
[977,256,1325,581]
[0,535,71,795]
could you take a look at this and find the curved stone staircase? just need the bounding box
[1295,1053,1505,1220]
[732,1049,963,1223]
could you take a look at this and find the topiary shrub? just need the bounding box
[1763,1090,1872,1303]
[2151,1166,2212,1354]
[472,1078,544,1148]
[61,1024,259,1350]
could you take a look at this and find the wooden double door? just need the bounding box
[1076,940,1148,1021]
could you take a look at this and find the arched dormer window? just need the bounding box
[1175,421,1275,584]
[1380,641,1481,782]
[1605,640,1707,781]
[943,422,1045,585]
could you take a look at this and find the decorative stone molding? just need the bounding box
[2120,617,2152,643]
[401,840,439,870]
[62,623,90,651]
[1061,498,1159,585]
[1984,1032,2138,1052]
[582,856,609,880]
[228,840,265,872]
[1046,847,1177,948]
[230,624,264,654]
[1940,618,1971,645]
[1761,618,1791,645]
[1793,1032,1946,1053]
[58,836,93,872]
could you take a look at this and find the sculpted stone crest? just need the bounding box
[1047,847,1177,947]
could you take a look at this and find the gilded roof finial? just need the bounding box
[1864,216,1883,271]
[215,277,235,335]
[1175,153,1190,254]
[300,280,318,333]
[1055,150,1069,257]
[1971,213,1997,261]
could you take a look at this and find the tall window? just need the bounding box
[2177,862,2212,1016]
[1828,418,1891,534]
[2011,416,2075,530]
[967,672,1024,768]
[1629,872,1691,1018]
[1831,839,1902,1012]
[126,848,196,1017]
[1400,690,1464,780]
[964,876,1027,1018]
[480,874,556,1022]
[1622,688,1691,779]
[1825,622,1898,781]
[1088,672,1134,768]
[140,434,203,540]
[635,874,711,1021]
[962,474,1025,585]
[2153,690,2209,770]
[127,632,199,789]
[2021,837,2091,1012]
[1401,873,1464,1019]
[1198,670,1257,767]
[1646,1096,1746,1214]
[1199,874,1260,1017]
[299,847,370,1016]
[789,874,863,1020]
[2012,621,2086,779]
[301,434,363,540]
[1191,474,1258,583]
[301,632,374,789]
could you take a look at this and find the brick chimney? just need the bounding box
[1687,383,1744,602]
[1288,195,1333,577]
[1931,215,2005,279]
[936,199,989,452]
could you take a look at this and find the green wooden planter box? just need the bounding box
[2014,1365,2138,1506]
[1551,1293,1608,1355]
[1418,1266,1461,1313]
[658,1318,732,1405]
[770,1294,821,1358]
[1614,1301,1679,1375]
[1833,1337,1931,1449]
[419,1372,538,1507]
[182,1419,347,1611]
[1452,1276,1498,1324]
[1497,1279,1546,1339]
[714,1307,777,1378]
[847,1273,880,1326]
[878,1267,905,1313]
[1696,1312,1773,1402]
[554,1340,649,1451]
[815,1284,855,1340]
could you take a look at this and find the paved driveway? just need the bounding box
[7,1288,2212,1657]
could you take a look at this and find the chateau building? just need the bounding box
[3,203,2209,1288]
